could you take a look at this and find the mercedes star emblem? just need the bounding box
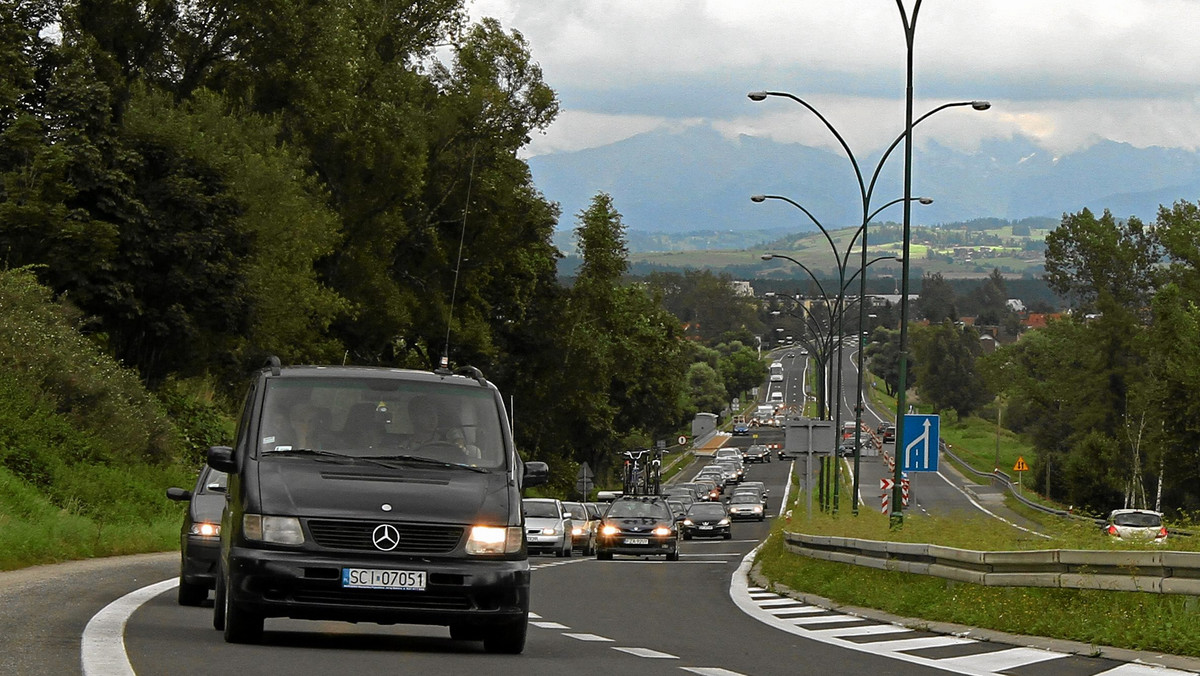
[372,523,400,551]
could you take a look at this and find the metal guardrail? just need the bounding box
[782,531,1200,595]
[942,445,1193,536]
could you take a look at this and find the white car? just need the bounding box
[522,498,573,556]
[1104,509,1167,543]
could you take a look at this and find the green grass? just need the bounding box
[762,482,1200,657]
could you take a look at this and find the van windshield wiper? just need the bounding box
[371,454,489,473]
[262,448,355,462]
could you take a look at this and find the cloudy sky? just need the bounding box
[466,0,1200,160]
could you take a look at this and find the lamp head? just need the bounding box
[750,194,766,203]
[971,100,991,111]
[917,197,933,205]
[761,253,775,261]
[747,91,768,101]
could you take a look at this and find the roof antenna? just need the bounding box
[439,146,477,374]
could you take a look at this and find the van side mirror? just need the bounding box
[207,445,237,474]
[522,461,549,488]
[166,487,192,501]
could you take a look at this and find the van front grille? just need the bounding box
[307,520,464,553]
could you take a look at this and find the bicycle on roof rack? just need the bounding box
[621,448,662,496]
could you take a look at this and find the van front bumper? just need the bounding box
[225,547,530,627]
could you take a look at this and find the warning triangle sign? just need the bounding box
[1013,456,1030,472]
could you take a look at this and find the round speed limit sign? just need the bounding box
[678,435,687,445]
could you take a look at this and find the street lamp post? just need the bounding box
[748,5,989,521]
[762,249,897,513]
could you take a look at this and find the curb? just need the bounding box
[747,558,1200,673]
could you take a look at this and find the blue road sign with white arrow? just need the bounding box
[901,414,940,472]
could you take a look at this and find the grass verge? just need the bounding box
[759,484,1200,657]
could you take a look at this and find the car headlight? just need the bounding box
[540,527,558,536]
[718,518,730,526]
[189,522,221,537]
[466,525,523,555]
[752,505,763,513]
[601,524,619,536]
[571,526,584,536]
[682,519,693,526]
[242,514,304,545]
[652,526,672,536]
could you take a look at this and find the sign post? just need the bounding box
[1013,456,1029,493]
[575,462,594,499]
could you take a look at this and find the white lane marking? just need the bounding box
[865,636,975,651]
[937,646,1076,671]
[932,470,1052,539]
[806,624,912,638]
[758,598,806,607]
[530,621,569,629]
[767,606,833,616]
[528,612,542,618]
[81,578,177,676]
[562,632,613,642]
[614,647,678,659]
[786,614,875,626]
[682,553,744,558]
[681,668,748,676]
[728,549,1067,676]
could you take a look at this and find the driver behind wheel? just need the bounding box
[406,396,479,462]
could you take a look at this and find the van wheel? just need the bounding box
[483,617,527,654]
[222,572,263,644]
[178,578,207,607]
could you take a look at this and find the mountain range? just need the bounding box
[528,126,1200,252]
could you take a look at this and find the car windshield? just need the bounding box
[258,377,506,469]
[688,504,726,517]
[1113,512,1162,527]
[730,495,758,504]
[522,501,560,518]
[606,501,669,519]
[561,503,587,519]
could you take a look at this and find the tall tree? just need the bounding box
[910,320,990,417]
[916,272,956,323]
[1044,207,1159,313]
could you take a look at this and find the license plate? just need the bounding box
[342,568,427,591]
[625,538,649,545]
[699,525,713,530]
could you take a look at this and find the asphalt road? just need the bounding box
[4,454,1197,675]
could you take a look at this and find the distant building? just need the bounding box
[731,280,755,297]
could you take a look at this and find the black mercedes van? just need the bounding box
[207,362,548,653]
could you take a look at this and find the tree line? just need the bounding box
[863,207,1200,514]
[0,2,765,494]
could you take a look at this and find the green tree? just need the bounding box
[916,272,956,323]
[910,320,990,417]
[866,327,903,397]
[687,362,727,415]
[1044,208,1159,312]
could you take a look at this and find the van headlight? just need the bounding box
[466,525,523,555]
[242,515,304,545]
[189,522,221,538]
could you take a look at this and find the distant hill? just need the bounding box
[530,126,1200,238]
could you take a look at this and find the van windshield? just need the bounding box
[259,377,507,469]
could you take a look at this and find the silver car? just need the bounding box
[1103,509,1167,543]
[522,498,573,556]
[727,493,765,521]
